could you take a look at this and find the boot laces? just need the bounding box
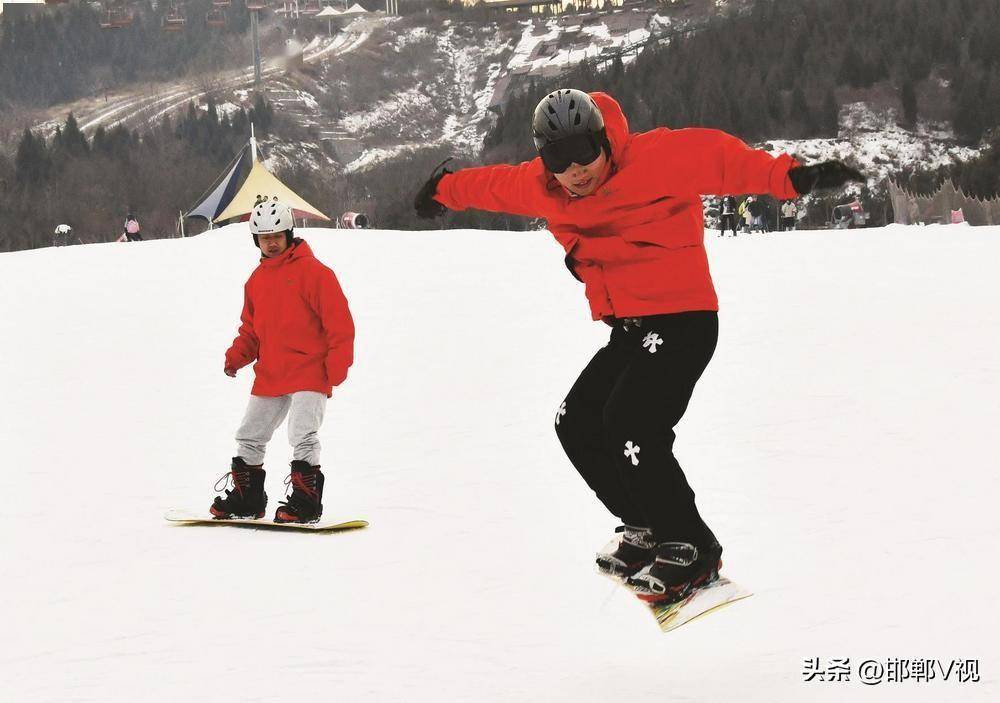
[214,469,250,497]
[283,471,317,499]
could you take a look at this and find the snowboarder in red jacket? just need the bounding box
[211,198,355,524]
[414,89,863,602]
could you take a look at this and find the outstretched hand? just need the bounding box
[788,160,865,195]
[414,158,453,219]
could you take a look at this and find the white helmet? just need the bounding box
[55,224,72,235]
[250,198,294,235]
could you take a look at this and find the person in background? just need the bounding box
[53,224,76,247]
[719,195,738,237]
[739,196,753,233]
[121,213,143,242]
[748,196,766,233]
[780,199,798,231]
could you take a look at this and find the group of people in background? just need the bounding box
[716,195,799,236]
[52,197,804,247]
[53,213,143,247]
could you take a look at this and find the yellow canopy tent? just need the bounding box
[213,159,329,224]
[183,126,330,234]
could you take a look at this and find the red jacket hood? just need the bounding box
[590,91,630,162]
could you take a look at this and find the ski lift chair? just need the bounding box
[163,6,187,32]
[206,9,227,27]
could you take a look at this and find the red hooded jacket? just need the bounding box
[225,239,355,397]
[433,92,799,320]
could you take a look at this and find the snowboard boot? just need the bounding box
[210,457,267,519]
[596,524,657,578]
[274,460,325,524]
[626,540,723,604]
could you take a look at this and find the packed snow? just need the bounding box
[0,224,998,702]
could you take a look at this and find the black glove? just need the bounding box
[414,158,453,219]
[788,160,865,195]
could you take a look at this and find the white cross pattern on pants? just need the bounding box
[624,440,641,466]
[642,332,663,354]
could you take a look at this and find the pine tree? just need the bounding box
[901,80,918,128]
[14,129,51,186]
[62,113,90,158]
[821,87,839,137]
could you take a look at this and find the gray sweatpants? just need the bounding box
[235,391,328,466]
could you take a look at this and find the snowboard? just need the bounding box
[640,577,751,632]
[165,509,368,532]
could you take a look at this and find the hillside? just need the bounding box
[2,0,997,250]
[1,223,998,701]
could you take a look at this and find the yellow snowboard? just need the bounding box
[642,577,752,632]
[165,510,368,532]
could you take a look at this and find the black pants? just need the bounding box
[555,311,719,545]
[719,213,737,236]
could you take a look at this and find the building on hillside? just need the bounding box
[1,1,48,19]
[482,0,563,17]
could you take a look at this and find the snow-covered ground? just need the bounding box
[1,224,998,702]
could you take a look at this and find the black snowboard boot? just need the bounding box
[210,457,267,519]
[626,540,723,604]
[274,460,325,524]
[596,524,657,578]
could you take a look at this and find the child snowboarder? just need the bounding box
[414,89,862,602]
[211,198,355,523]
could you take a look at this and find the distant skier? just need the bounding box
[211,198,355,523]
[748,195,767,233]
[780,199,798,230]
[414,89,863,603]
[719,195,738,237]
[738,196,752,233]
[53,224,76,247]
[123,213,142,241]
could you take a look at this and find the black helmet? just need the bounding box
[531,89,605,151]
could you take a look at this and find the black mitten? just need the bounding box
[414,158,454,219]
[788,160,865,195]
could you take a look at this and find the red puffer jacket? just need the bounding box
[225,239,354,397]
[433,92,799,320]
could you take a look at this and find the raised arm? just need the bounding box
[643,127,864,199]
[414,158,548,219]
[643,128,800,198]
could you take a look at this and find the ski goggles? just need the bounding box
[538,131,606,174]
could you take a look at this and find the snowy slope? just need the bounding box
[1,225,998,702]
